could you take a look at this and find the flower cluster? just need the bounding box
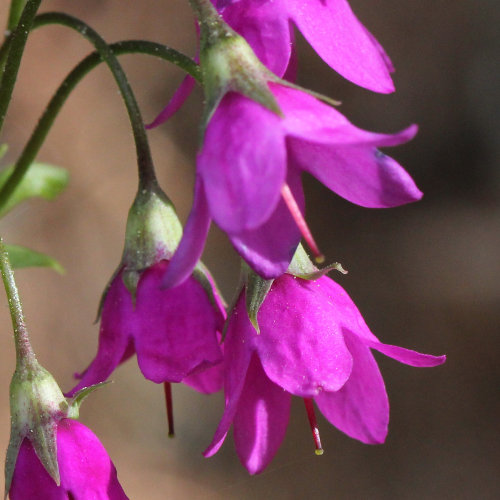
[69,0,445,476]
[1,0,446,496]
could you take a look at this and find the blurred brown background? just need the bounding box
[0,0,498,498]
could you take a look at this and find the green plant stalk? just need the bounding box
[34,13,162,190]
[0,0,42,134]
[0,36,199,213]
[7,0,28,32]
[0,239,36,369]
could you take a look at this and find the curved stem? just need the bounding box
[7,0,28,32]
[0,238,36,368]
[35,12,159,189]
[0,38,199,213]
[0,0,42,134]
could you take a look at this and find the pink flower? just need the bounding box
[150,0,394,127]
[68,260,225,397]
[164,83,420,287]
[219,0,395,92]
[9,419,127,499]
[204,274,446,474]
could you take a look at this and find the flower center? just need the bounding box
[304,398,324,455]
[281,184,325,264]
[164,382,175,437]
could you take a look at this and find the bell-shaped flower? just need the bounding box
[150,0,394,127]
[163,82,421,287]
[0,240,128,498]
[218,0,395,92]
[68,184,225,398]
[204,273,446,474]
[9,419,127,500]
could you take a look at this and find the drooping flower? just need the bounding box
[218,0,395,92]
[149,0,394,127]
[69,260,225,396]
[68,184,225,398]
[163,82,421,287]
[204,273,446,474]
[0,240,128,498]
[9,419,127,500]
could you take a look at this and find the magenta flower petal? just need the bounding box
[315,332,389,445]
[146,74,196,129]
[288,139,423,208]
[10,419,127,499]
[365,341,447,368]
[252,275,353,396]
[316,277,446,368]
[183,360,224,394]
[70,259,223,395]
[199,92,286,232]
[162,177,212,289]
[133,261,223,383]
[204,310,254,457]
[229,170,303,278]
[263,84,422,207]
[233,354,292,474]
[222,0,292,76]
[68,270,134,396]
[286,0,395,93]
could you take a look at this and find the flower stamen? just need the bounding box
[164,382,175,437]
[304,398,324,455]
[281,184,325,264]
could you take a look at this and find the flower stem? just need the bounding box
[0,0,42,134]
[188,0,230,47]
[7,0,28,32]
[36,13,158,189]
[0,37,199,214]
[0,239,37,369]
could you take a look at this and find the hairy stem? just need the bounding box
[0,239,36,369]
[0,0,42,133]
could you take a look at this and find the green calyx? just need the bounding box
[97,183,183,310]
[5,361,67,493]
[193,0,281,127]
[5,361,109,496]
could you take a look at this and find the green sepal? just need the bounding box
[0,144,8,160]
[0,162,69,218]
[5,362,68,494]
[192,261,227,310]
[67,382,111,420]
[196,2,282,128]
[6,244,64,274]
[121,269,140,305]
[243,263,274,334]
[119,183,182,301]
[287,244,347,280]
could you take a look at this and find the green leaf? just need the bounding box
[6,244,64,274]
[0,162,69,217]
